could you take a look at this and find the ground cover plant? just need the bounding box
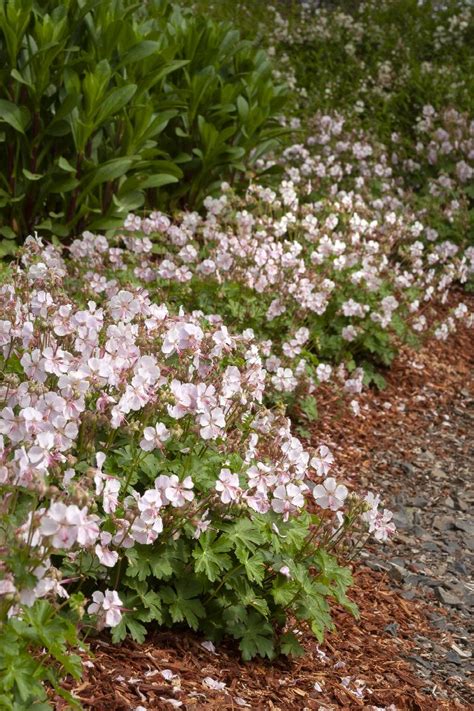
[0,236,392,708]
[0,0,473,708]
[117,104,473,411]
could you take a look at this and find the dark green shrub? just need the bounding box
[0,0,287,244]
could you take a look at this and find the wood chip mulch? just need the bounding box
[311,291,474,488]
[55,291,473,711]
[58,567,462,711]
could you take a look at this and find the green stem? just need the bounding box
[203,563,244,605]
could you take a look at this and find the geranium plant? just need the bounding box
[0,235,395,707]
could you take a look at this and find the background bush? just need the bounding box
[0,0,287,246]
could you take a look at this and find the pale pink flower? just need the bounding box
[271,484,305,521]
[95,532,119,567]
[0,578,16,596]
[138,489,164,521]
[310,445,334,476]
[40,503,99,549]
[109,290,141,322]
[87,590,123,628]
[199,407,225,440]
[140,423,170,451]
[102,478,121,514]
[215,468,241,504]
[373,509,396,541]
[193,510,211,539]
[130,517,162,544]
[313,478,348,511]
[165,475,194,507]
[162,323,203,355]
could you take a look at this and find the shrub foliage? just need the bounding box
[0,0,286,243]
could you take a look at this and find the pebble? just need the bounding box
[432,515,455,531]
[436,588,463,608]
[360,390,474,701]
[445,651,464,666]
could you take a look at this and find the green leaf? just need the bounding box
[221,517,265,553]
[279,631,305,657]
[229,578,270,619]
[160,581,205,630]
[22,169,43,181]
[192,532,232,582]
[96,84,137,125]
[139,174,179,189]
[234,612,275,660]
[0,226,16,240]
[58,156,76,173]
[301,396,318,421]
[169,595,205,630]
[79,157,136,200]
[10,68,33,88]
[239,551,265,585]
[111,616,147,644]
[272,580,298,607]
[0,99,30,134]
[119,40,161,66]
[237,95,249,121]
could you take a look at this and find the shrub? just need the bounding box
[0,0,287,245]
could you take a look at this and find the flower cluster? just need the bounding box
[0,237,390,638]
[104,107,473,407]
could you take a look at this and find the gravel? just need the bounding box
[360,394,474,702]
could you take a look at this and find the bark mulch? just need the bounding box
[60,569,461,710]
[58,292,473,710]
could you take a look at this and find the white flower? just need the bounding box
[316,363,332,382]
[271,483,305,521]
[87,589,123,627]
[0,578,16,596]
[373,509,396,541]
[271,367,297,392]
[109,290,141,322]
[40,502,100,549]
[215,468,241,504]
[310,445,334,476]
[165,475,194,507]
[140,423,170,451]
[313,478,348,511]
[199,407,225,440]
[95,532,119,568]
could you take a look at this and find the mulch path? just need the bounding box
[56,292,474,710]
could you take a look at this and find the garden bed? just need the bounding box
[55,294,473,709]
[1,1,473,708]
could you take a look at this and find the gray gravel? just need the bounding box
[360,393,474,704]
